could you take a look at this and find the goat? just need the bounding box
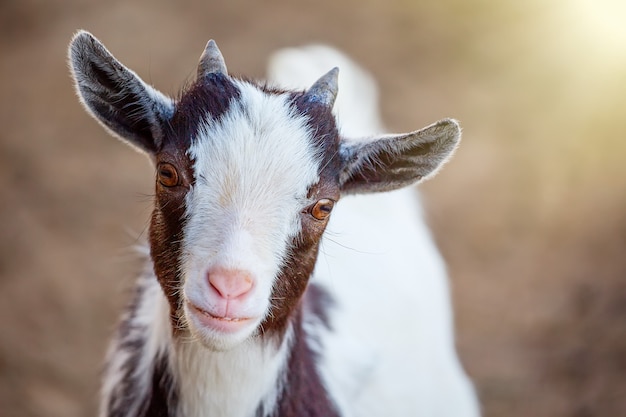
[69,31,480,417]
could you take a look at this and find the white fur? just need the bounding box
[174,330,293,417]
[268,46,481,416]
[182,80,321,350]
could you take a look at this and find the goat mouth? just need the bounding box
[186,302,255,333]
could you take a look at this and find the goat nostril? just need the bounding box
[208,269,253,299]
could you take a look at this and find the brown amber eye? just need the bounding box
[157,163,179,187]
[311,198,334,220]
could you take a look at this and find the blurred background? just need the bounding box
[2,0,626,416]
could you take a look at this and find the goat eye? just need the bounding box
[157,163,179,187]
[310,199,334,221]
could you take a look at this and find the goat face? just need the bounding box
[151,76,341,350]
[69,31,461,351]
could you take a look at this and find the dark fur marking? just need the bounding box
[254,284,337,417]
[141,354,178,417]
[105,274,179,417]
[168,73,241,149]
[270,301,339,417]
[106,275,150,416]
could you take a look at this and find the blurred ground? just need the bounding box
[2,1,626,416]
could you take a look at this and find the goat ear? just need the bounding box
[339,118,461,194]
[68,30,174,155]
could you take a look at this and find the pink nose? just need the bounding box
[207,267,254,300]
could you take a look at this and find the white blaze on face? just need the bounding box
[181,81,321,349]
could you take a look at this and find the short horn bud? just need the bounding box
[197,39,228,78]
[302,67,339,108]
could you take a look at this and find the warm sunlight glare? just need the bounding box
[574,0,626,51]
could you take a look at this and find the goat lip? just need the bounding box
[187,302,254,333]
